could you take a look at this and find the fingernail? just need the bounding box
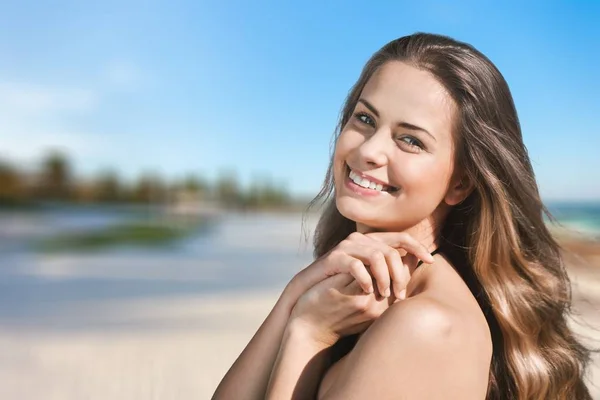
[399,289,406,300]
[384,288,390,297]
[367,286,374,294]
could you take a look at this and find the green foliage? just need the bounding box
[130,174,167,203]
[182,174,209,195]
[38,151,72,200]
[215,169,241,207]
[94,170,122,202]
[0,160,24,204]
[35,220,206,253]
[0,151,298,211]
[242,175,291,209]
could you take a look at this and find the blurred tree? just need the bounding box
[72,181,96,203]
[0,160,24,205]
[39,151,72,201]
[6,150,298,210]
[215,169,241,207]
[183,174,209,197]
[170,173,210,200]
[131,173,167,204]
[244,174,291,209]
[94,170,122,203]
[246,177,261,208]
[264,178,290,207]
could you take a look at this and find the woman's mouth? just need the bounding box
[345,166,400,194]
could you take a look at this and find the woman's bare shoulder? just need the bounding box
[401,254,494,367]
[319,292,493,399]
[318,255,494,399]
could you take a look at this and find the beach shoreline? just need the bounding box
[0,207,598,399]
[1,239,598,399]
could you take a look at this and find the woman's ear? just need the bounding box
[444,173,474,206]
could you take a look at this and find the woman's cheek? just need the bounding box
[398,159,448,196]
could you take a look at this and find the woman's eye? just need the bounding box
[354,112,375,127]
[398,136,424,151]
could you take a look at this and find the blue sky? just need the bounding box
[0,1,598,200]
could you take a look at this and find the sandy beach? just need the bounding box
[0,274,597,399]
[0,213,598,399]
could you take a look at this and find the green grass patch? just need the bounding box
[35,219,210,253]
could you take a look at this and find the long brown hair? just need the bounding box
[306,33,592,399]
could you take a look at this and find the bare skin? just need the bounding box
[264,61,494,399]
[265,249,492,399]
[217,61,494,399]
[316,254,493,399]
[211,230,433,400]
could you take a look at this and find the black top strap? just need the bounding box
[416,247,442,268]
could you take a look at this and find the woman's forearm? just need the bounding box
[265,321,331,400]
[212,280,306,400]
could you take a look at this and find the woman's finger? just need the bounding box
[340,278,369,296]
[366,232,435,264]
[343,245,390,296]
[358,237,410,298]
[396,259,411,300]
[381,247,406,299]
[315,272,355,290]
[345,257,375,294]
[366,250,391,297]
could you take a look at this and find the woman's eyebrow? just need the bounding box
[358,98,437,142]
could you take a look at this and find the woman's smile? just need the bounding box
[343,165,400,197]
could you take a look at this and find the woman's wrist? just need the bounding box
[277,280,302,314]
[280,271,311,310]
[286,317,339,351]
[265,316,334,399]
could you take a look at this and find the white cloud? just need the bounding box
[0,59,148,116]
[0,61,146,166]
[102,60,146,90]
[0,82,98,114]
[0,121,107,166]
[0,63,170,180]
[0,82,106,165]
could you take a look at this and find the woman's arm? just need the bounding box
[213,231,432,399]
[318,297,489,400]
[265,320,333,400]
[212,262,356,400]
[265,284,490,400]
[264,273,394,400]
[211,281,305,400]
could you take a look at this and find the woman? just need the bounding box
[213,33,592,399]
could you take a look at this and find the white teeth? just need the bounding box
[349,171,362,185]
[348,168,388,192]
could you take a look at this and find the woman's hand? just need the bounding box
[288,272,395,348]
[265,273,388,400]
[290,231,434,302]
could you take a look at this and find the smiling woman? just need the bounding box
[213,32,593,400]
[333,61,461,234]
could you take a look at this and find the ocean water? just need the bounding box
[546,202,600,238]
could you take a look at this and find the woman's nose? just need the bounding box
[357,128,391,167]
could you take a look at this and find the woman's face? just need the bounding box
[334,61,460,233]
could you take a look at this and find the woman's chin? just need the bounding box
[336,198,418,234]
[336,199,384,231]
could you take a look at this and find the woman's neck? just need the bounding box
[355,211,447,273]
[357,218,439,249]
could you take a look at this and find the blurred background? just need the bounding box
[0,1,598,398]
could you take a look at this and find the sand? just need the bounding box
[0,269,598,399]
[0,212,598,399]
[0,289,284,400]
